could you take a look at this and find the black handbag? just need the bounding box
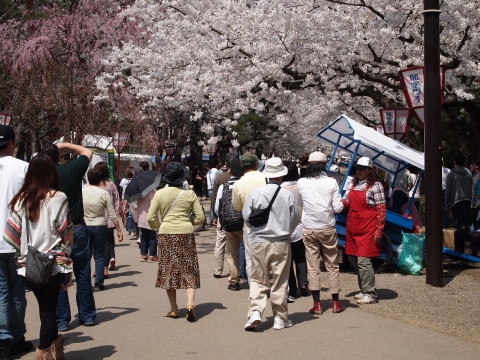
[24,217,55,285]
[248,185,281,227]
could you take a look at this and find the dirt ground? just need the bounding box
[336,257,480,344]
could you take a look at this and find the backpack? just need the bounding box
[219,180,244,232]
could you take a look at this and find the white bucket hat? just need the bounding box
[263,157,288,178]
[356,157,373,168]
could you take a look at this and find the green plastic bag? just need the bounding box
[397,232,425,275]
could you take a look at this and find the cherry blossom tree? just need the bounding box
[97,0,479,155]
[0,0,139,156]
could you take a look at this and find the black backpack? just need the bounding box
[219,180,244,232]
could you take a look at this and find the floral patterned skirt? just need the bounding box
[155,233,200,289]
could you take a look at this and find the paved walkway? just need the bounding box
[18,207,480,359]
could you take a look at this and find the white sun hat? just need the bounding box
[263,157,288,178]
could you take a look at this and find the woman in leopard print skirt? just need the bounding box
[147,162,205,322]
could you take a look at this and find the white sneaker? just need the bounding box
[287,296,295,303]
[354,292,364,300]
[356,294,378,304]
[244,311,262,331]
[273,317,293,330]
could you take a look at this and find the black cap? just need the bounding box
[0,125,15,146]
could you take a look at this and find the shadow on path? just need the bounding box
[69,306,140,330]
[345,288,398,301]
[107,270,142,280]
[68,345,116,360]
[191,302,227,320]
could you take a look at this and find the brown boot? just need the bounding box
[35,346,54,360]
[50,335,66,360]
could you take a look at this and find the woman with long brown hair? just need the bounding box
[342,157,386,305]
[3,153,73,359]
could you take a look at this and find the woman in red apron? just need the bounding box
[342,157,386,304]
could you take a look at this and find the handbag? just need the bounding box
[248,185,281,227]
[24,217,56,285]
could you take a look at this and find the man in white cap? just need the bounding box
[297,151,344,315]
[0,125,32,358]
[242,157,299,331]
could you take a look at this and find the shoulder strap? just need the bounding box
[25,216,31,246]
[265,185,281,212]
[161,190,185,222]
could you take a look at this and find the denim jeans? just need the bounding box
[140,228,157,257]
[56,224,96,329]
[88,226,107,286]
[104,228,115,261]
[0,253,26,343]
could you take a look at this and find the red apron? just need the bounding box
[345,188,381,257]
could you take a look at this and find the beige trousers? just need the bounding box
[243,224,252,280]
[213,223,227,276]
[303,226,341,294]
[248,241,291,322]
[225,230,243,284]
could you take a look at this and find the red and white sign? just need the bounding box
[0,114,12,126]
[112,132,130,153]
[398,66,445,127]
[380,108,410,140]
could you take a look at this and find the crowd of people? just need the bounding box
[1,122,479,359]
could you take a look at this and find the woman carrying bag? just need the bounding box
[147,162,205,322]
[3,154,73,359]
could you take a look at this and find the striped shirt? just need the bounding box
[3,192,73,275]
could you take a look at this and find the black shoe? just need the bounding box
[0,339,11,360]
[10,338,33,356]
[186,306,196,322]
[94,284,105,291]
[80,320,96,327]
[300,285,310,297]
[227,283,240,291]
[213,274,222,279]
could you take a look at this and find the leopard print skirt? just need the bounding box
[155,233,200,289]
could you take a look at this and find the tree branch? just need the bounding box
[324,0,384,20]
[168,4,253,58]
[351,64,401,90]
[456,25,470,52]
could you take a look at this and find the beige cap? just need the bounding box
[308,151,327,163]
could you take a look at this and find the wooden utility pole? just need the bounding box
[423,0,444,286]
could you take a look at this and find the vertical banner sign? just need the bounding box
[0,114,12,126]
[398,66,445,127]
[112,131,130,185]
[107,150,116,183]
[380,108,410,140]
[113,132,130,152]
